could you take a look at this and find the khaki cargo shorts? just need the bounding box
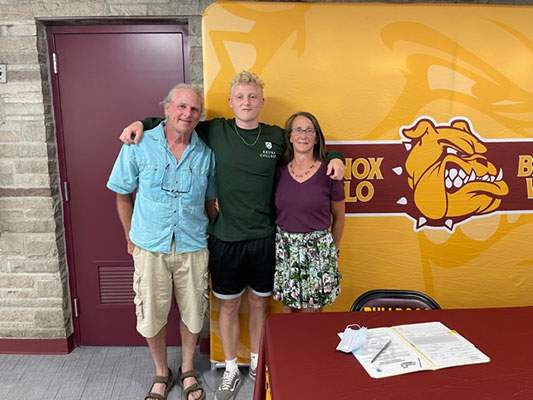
[132,243,209,338]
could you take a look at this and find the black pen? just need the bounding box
[371,340,392,363]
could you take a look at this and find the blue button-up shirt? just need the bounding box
[107,122,216,254]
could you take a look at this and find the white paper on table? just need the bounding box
[351,327,431,378]
[392,321,490,368]
[338,321,490,379]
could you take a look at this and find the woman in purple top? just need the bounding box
[273,111,345,312]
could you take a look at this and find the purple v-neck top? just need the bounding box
[274,163,345,233]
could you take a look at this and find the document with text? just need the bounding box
[342,321,490,379]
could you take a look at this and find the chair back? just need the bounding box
[350,289,440,312]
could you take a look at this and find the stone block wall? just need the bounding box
[0,0,216,341]
[0,0,530,342]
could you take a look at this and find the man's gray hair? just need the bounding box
[161,83,204,113]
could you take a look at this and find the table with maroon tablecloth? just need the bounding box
[253,307,533,400]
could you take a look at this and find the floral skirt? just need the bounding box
[273,227,341,309]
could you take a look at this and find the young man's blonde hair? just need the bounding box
[229,71,264,95]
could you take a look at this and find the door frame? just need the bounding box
[46,23,190,348]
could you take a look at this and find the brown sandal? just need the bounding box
[178,367,206,400]
[145,368,174,400]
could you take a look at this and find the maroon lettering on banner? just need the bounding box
[327,117,533,232]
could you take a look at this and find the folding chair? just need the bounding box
[350,289,440,312]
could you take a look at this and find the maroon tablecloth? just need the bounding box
[254,307,533,400]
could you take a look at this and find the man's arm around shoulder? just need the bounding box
[119,117,164,144]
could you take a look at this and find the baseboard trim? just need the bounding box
[0,334,75,354]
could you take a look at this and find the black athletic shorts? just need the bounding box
[209,235,275,299]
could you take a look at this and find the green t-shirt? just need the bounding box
[142,117,342,242]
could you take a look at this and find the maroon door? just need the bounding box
[47,25,189,345]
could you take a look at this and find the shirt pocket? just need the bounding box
[137,161,168,203]
[187,167,209,204]
[162,165,192,194]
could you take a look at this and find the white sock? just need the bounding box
[225,358,239,372]
[250,353,258,369]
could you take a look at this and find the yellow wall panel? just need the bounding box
[203,1,533,363]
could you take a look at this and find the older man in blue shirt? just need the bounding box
[107,84,216,400]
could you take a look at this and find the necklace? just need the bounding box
[289,160,317,178]
[234,123,262,146]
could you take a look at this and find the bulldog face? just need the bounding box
[402,118,508,223]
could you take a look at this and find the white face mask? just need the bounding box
[336,324,367,353]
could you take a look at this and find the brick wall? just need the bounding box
[0,0,216,341]
[0,0,530,341]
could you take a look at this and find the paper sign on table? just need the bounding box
[339,321,490,379]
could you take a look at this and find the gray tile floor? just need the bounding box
[0,346,255,400]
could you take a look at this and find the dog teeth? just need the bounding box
[445,178,453,189]
[449,168,458,179]
[444,166,502,191]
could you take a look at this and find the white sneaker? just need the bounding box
[215,369,242,400]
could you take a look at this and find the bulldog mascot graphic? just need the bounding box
[401,117,509,231]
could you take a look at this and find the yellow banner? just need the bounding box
[203,1,533,362]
